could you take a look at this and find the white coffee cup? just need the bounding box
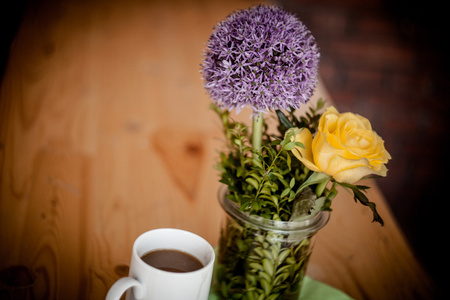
[106,228,215,300]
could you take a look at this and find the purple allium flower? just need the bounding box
[202,5,320,114]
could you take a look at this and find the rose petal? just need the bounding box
[313,131,348,171]
[327,156,388,184]
[292,128,320,172]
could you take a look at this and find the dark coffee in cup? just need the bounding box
[141,249,203,273]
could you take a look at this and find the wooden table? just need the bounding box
[0,0,437,299]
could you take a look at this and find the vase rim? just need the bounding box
[218,185,330,234]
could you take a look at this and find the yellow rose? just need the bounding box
[291,106,391,184]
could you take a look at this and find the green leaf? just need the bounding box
[274,264,291,276]
[246,274,257,286]
[339,182,384,226]
[315,175,330,197]
[270,139,281,146]
[260,186,272,195]
[249,263,263,271]
[240,200,250,211]
[295,172,331,198]
[252,201,261,211]
[245,291,256,300]
[282,141,296,151]
[278,177,289,188]
[286,153,292,170]
[276,110,294,129]
[280,187,291,198]
[243,157,253,165]
[252,157,264,169]
[246,177,260,190]
[327,186,338,200]
[294,239,310,256]
[263,181,278,190]
[262,249,274,261]
[253,247,264,257]
[220,281,229,298]
[285,256,296,265]
[289,190,295,201]
[269,172,284,180]
[271,195,279,207]
[259,270,272,282]
[277,249,291,265]
[248,172,262,182]
[289,178,295,188]
[295,141,305,149]
[273,272,290,286]
[267,294,281,300]
[317,98,325,109]
[237,166,245,178]
[260,279,272,295]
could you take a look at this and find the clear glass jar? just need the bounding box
[212,187,330,300]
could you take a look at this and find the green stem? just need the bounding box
[252,112,263,153]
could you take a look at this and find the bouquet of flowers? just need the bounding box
[202,5,391,299]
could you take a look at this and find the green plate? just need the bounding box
[208,276,353,300]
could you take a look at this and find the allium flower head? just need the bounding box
[202,5,320,114]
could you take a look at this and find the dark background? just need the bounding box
[278,0,449,295]
[2,0,448,296]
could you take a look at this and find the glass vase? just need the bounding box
[212,187,330,300]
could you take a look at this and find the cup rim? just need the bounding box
[132,228,215,276]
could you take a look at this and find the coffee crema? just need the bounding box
[141,249,203,273]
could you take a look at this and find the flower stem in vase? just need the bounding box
[252,112,263,155]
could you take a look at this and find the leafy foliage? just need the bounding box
[214,216,313,300]
[213,99,384,225]
[338,183,384,225]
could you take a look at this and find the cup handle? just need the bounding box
[106,277,146,300]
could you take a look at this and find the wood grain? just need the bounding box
[0,0,436,299]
